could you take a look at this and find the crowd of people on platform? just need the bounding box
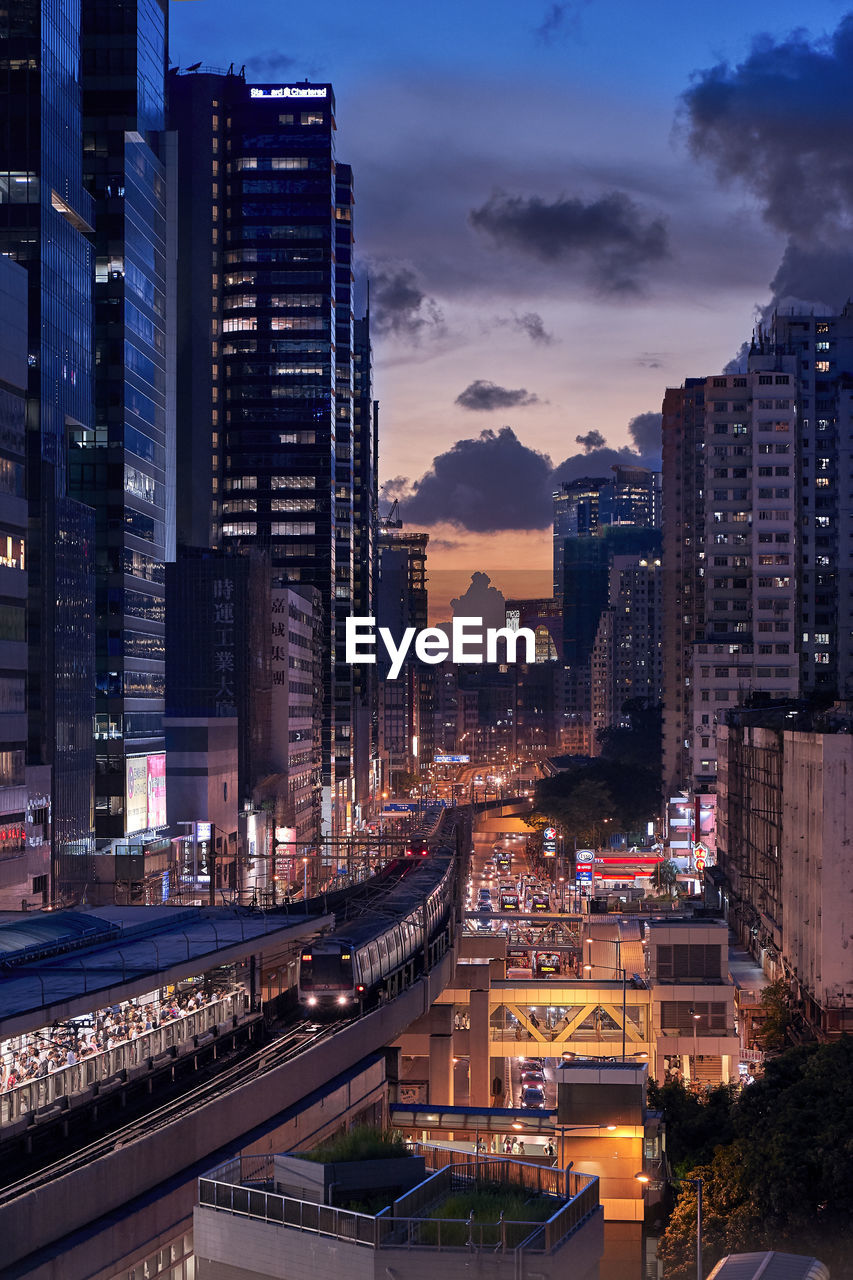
[0,982,230,1093]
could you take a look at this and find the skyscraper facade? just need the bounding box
[590,553,663,751]
[171,72,367,838]
[76,0,175,868]
[376,527,429,784]
[0,0,97,899]
[769,308,853,701]
[661,378,706,797]
[663,361,802,793]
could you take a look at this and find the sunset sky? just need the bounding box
[171,0,853,614]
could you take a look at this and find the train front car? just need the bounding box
[297,940,360,1014]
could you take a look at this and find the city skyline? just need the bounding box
[173,0,853,592]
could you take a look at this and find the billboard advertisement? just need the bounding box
[125,757,149,834]
[147,753,167,829]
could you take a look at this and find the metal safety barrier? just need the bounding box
[0,989,249,1126]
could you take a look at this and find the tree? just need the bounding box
[658,1038,853,1278]
[533,756,659,841]
[532,775,614,843]
[754,978,793,1053]
[652,859,679,895]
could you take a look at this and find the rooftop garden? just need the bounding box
[302,1126,410,1164]
[418,1184,558,1247]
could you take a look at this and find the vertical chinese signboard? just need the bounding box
[212,577,237,716]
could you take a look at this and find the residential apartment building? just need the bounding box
[590,554,663,750]
[769,308,853,699]
[717,706,853,1037]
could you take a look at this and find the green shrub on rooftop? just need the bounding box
[303,1126,410,1164]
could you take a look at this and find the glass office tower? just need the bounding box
[73,0,175,878]
[171,73,365,838]
[0,0,96,899]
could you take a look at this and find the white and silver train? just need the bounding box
[298,843,456,1015]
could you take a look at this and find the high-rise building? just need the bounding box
[663,361,801,792]
[552,476,607,598]
[0,256,51,909]
[376,527,429,783]
[0,0,97,900]
[661,378,707,797]
[598,464,661,529]
[351,314,379,817]
[75,0,175,872]
[768,308,853,700]
[718,704,853,1037]
[560,526,660,754]
[590,553,663,751]
[170,72,367,838]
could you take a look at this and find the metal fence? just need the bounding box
[197,1145,600,1255]
[0,989,248,1126]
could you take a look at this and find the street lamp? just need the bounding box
[636,1172,703,1280]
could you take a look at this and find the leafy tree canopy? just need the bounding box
[656,1039,853,1278]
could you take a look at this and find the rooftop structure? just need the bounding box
[194,1147,603,1280]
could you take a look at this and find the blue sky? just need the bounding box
[170,0,853,604]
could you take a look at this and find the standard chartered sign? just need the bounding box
[250,86,327,99]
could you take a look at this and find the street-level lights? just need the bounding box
[636,1172,703,1280]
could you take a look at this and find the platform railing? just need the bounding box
[0,989,249,1125]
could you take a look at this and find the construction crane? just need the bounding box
[380,498,403,529]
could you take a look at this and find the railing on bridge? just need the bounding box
[0,989,249,1126]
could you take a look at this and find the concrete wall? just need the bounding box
[12,1037,391,1280]
[194,1206,604,1280]
[782,732,853,1015]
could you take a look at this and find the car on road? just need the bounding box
[520,1084,547,1109]
[518,1058,544,1073]
[520,1067,545,1085]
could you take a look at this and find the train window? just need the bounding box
[300,950,352,988]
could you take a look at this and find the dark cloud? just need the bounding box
[768,241,853,313]
[455,380,540,412]
[379,475,411,503]
[469,189,669,295]
[244,50,296,75]
[576,430,606,452]
[402,427,554,532]
[635,352,663,369]
[723,341,750,376]
[552,446,642,487]
[514,312,556,345]
[534,1,591,44]
[682,16,853,309]
[369,264,444,340]
[395,417,661,533]
[627,411,661,456]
